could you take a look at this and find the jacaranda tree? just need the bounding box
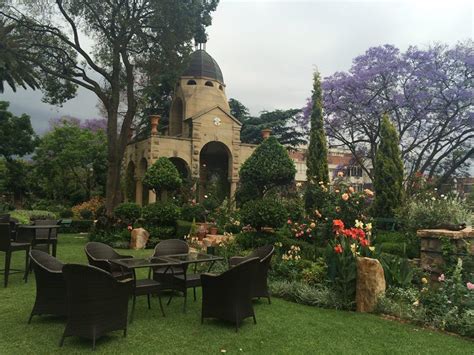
[302,42,473,191]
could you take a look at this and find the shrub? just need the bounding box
[59,209,74,218]
[114,202,141,223]
[176,220,193,239]
[143,157,182,197]
[180,203,207,222]
[10,210,58,224]
[142,202,181,226]
[282,197,305,222]
[71,196,104,219]
[240,198,287,231]
[89,228,130,248]
[79,208,94,220]
[238,136,296,200]
[396,194,470,231]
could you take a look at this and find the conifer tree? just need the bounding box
[373,114,404,217]
[306,71,329,184]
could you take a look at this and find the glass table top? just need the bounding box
[162,252,224,264]
[18,225,60,229]
[111,257,176,269]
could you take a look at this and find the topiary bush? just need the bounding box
[142,202,181,226]
[180,203,207,222]
[240,198,287,231]
[143,157,182,199]
[238,136,296,201]
[114,202,141,223]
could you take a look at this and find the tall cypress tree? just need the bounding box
[306,71,329,184]
[373,114,404,217]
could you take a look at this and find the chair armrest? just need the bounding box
[229,256,250,267]
[90,259,112,272]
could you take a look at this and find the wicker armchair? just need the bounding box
[32,219,61,256]
[28,250,67,323]
[60,264,133,350]
[84,242,133,280]
[229,245,275,304]
[201,257,260,331]
[150,239,188,281]
[0,223,30,287]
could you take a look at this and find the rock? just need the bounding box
[356,257,386,313]
[130,228,150,250]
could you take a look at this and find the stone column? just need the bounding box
[148,190,157,204]
[135,178,143,206]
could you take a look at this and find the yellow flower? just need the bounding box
[368,246,375,252]
[355,219,364,229]
[310,222,316,229]
[365,223,372,231]
[421,277,428,284]
[350,243,357,254]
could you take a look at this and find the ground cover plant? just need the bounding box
[0,234,473,354]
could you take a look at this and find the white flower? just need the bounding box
[431,197,436,201]
[355,219,364,229]
[296,182,302,187]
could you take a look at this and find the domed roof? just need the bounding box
[182,50,224,83]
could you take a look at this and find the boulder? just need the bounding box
[356,257,386,312]
[130,228,150,250]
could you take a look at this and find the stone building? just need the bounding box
[124,49,373,205]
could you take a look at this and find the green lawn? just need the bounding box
[0,234,472,354]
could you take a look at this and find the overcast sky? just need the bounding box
[1,0,472,134]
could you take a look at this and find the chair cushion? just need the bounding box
[134,279,164,295]
[10,241,30,251]
[173,273,202,288]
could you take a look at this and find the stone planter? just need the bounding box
[417,227,473,276]
[356,257,386,313]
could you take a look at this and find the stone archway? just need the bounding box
[169,157,190,180]
[199,141,232,204]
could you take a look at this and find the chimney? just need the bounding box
[261,128,272,140]
[150,115,160,135]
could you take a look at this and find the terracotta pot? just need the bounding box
[209,226,218,235]
[150,115,160,135]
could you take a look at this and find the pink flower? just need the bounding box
[127,225,133,232]
[467,282,474,290]
[438,274,445,282]
[341,193,349,201]
[287,219,292,225]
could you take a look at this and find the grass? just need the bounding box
[0,234,472,354]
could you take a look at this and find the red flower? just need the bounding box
[334,244,343,254]
[332,219,345,233]
[360,238,369,247]
[354,228,366,240]
[127,225,133,232]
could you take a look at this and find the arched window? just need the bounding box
[205,81,214,87]
[187,80,197,85]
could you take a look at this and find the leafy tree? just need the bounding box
[306,71,329,185]
[1,0,219,214]
[229,98,250,122]
[33,120,107,204]
[321,42,473,190]
[373,114,404,217]
[143,157,182,201]
[0,101,37,205]
[238,136,296,202]
[0,101,37,161]
[304,72,329,211]
[0,20,39,93]
[240,109,307,149]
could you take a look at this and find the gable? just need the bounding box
[185,105,242,126]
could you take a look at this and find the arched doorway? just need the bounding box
[125,161,136,202]
[169,98,183,136]
[169,157,190,180]
[199,142,231,205]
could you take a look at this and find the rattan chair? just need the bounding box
[201,257,260,331]
[0,223,30,287]
[150,239,188,281]
[229,245,275,304]
[28,250,67,323]
[84,242,133,280]
[60,264,133,350]
[32,219,61,256]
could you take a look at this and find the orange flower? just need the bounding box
[364,189,374,197]
[334,244,343,254]
[341,193,349,201]
[332,219,345,233]
[348,186,355,194]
